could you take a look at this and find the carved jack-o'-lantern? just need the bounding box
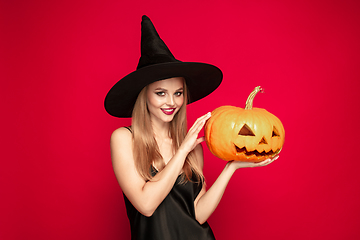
[205,86,285,162]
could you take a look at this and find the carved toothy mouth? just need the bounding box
[235,145,279,158]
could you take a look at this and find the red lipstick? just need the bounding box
[161,108,176,115]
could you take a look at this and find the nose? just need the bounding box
[166,95,175,106]
[259,137,268,145]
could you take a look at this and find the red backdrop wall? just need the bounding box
[2,0,360,239]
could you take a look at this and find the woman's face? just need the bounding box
[146,77,184,123]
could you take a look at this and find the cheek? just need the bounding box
[176,96,184,107]
[146,99,157,115]
[147,96,162,109]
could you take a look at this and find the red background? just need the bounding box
[1,0,360,239]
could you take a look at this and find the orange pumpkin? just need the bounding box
[205,86,285,162]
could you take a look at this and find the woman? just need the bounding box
[105,15,277,240]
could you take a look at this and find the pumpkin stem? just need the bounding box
[245,86,262,110]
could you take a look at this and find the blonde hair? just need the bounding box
[131,80,203,183]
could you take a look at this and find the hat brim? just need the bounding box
[104,61,222,118]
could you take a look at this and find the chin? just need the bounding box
[150,112,174,123]
[162,115,175,122]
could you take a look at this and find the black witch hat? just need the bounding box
[104,15,223,118]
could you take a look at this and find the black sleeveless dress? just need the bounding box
[122,126,215,239]
[123,170,216,240]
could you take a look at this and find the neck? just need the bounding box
[151,119,171,139]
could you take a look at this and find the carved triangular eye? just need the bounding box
[239,124,255,136]
[272,126,280,137]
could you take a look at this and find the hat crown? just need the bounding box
[105,15,222,118]
[137,15,179,69]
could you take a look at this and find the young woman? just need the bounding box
[105,16,278,240]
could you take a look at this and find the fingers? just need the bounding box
[196,136,205,145]
[188,112,211,135]
[192,112,211,128]
[180,112,211,153]
[253,154,279,167]
[230,154,280,170]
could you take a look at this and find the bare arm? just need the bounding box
[111,112,211,217]
[194,155,278,224]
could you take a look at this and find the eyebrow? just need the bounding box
[154,87,183,91]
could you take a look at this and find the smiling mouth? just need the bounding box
[235,145,279,157]
[161,108,176,115]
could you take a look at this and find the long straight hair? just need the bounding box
[131,79,204,183]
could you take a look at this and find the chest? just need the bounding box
[157,139,174,165]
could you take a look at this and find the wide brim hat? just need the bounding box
[104,15,223,118]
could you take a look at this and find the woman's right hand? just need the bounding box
[179,112,211,153]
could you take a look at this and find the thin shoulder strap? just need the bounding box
[124,126,132,133]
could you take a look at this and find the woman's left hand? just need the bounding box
[227,154,280,170]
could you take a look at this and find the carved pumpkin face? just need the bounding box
[205,87,285,162]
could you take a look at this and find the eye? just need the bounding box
[238,124,255,136]
[174,91,183,97]
[155,91,165,96]
[272,126,280,137]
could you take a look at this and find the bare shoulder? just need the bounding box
[111,127,132,140]
[111,127,132,146]
[110,127,148,207]
[110,127,133,163]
